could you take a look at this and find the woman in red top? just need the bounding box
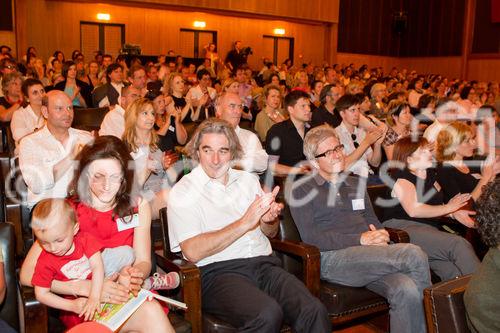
[20,136,175,333]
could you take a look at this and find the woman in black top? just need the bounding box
[53,60,92,107]
[436,121,499,203]
[382,136,479,280]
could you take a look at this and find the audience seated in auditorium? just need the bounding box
[19,90,93,209]
[290,125,431,333]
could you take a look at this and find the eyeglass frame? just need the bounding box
[314,144,345,159]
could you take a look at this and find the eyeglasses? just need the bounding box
[351,134,359,148]
[314,144,344,159]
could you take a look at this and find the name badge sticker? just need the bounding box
[168,125,175,132]
[352,199,365,211]
[116,214,140,231]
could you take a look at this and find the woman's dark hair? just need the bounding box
[21,78,43,98]
[105,63,123,83]
[392,136,429,167]
[460,86,473,100]
[267,73,280,85]
[408,77,423,90]
[53,50,65,62]
[417,94,437,109]
[72,136,135,219]
[61,60,76,79]
[71,50,81,60]
[310,80,323,91]
[353,92,367,105]
[476,177,500,247]
[387,91,406,103]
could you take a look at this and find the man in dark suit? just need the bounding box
[92,63,127,107]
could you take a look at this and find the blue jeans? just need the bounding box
[320,243,431,333]
[383,219,480,280]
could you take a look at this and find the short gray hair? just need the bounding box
[303,124,339,160]
[184,118,243,162]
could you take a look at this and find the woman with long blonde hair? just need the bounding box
[123,98,174,219]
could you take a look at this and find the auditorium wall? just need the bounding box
[11,0,335,70]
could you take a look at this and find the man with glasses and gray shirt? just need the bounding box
[289,125,431,333]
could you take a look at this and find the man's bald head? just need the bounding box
[41,90,74,130]
[216,92,243,128]
[42,90,72,108]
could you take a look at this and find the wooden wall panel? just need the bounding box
[467,59,500,82]
[336,53,500,82]
[17,0,328,70]
[399,57,462,79]
[336,53,399,73]
[111,0,339,23]
[0,31,16,56]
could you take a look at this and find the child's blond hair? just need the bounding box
[31,198,75,232]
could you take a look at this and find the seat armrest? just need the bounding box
[386,227,410,243]
[269,238,321,297]
[155,253,202,333]
[19,284,48,333]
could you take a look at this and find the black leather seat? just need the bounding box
[424,275,472,333]
[72,107,109,132]
[0,222,48,333]
[276,204,392,326]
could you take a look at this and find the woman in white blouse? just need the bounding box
[10,78,46,148]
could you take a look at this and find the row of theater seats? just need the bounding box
[0,109,472,333]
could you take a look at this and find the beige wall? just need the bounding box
[15,0,332,70]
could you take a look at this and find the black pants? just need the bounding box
[200,255,330,333]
